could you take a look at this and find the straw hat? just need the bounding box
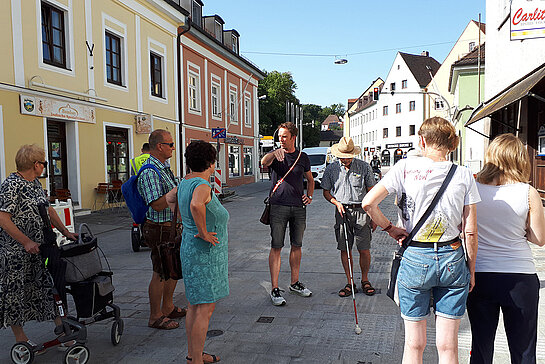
[331,137,361,158]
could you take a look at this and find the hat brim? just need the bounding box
[331,144,361,158]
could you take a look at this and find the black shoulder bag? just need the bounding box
[386,164,457,302]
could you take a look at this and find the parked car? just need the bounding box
[302,147,333,188]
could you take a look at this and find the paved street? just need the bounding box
[1,180,545,363]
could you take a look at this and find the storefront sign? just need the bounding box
[225,136,243,144]
[511,0,545,40]
[386,142,412,149]
[20,94,96,123]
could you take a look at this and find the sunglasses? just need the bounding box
[36,160,48,168]
[160,142,175,148]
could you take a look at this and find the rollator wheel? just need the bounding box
[63,344,90,364]
[131,227,141,252]
[10,342,34,364]
[110,318,124,346]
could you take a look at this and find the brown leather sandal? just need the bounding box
[148,315,179,330]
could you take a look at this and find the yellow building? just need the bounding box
[1,0,186,211]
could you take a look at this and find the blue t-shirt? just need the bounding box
[269,150,311,207]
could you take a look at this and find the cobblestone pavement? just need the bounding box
[1,180,545,363]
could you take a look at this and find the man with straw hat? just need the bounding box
[321,137,377,297]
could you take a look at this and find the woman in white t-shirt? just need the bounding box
[468,133,545,364]
[362,117,480,363]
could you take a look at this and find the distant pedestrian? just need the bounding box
[362,117,480,363]
[370,154,381,179]
[130,142,151,175]
[468,133,545,364]
[168,140,228,364]
[260,122,314,306]
[321,137,377,297]
[138,130,186,330]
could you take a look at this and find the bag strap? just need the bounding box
[401,163,458,248]
[169,198,179,240]
[269,150,302,198]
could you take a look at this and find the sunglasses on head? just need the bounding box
[36,160,48,168]
[160,142,175,148]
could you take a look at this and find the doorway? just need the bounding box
[105,127,129,183]
[47,120,68,198]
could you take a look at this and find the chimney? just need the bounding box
[421,51,429,57]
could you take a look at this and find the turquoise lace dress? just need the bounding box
[178,177,229,305]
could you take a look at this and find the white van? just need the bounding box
[302,147,334,187]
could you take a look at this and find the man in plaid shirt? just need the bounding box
[137,129,186,330]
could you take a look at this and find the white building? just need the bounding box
[377,52,440,165]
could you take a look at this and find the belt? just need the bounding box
[342,203,362,209]
[145,220,180,228]
[410,238,461,249]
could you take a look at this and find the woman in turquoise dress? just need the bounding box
[174,140,229,364]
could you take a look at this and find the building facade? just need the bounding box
[1,0,263,211]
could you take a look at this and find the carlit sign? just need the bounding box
[511,0,545,40]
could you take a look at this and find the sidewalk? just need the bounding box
[1,180,544,363]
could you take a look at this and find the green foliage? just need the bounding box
[258,70,299,136]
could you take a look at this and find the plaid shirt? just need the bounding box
[137,155,177,223]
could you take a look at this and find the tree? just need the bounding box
[301,104,322,147]
[258,70,299,136]
[320,103,346,122]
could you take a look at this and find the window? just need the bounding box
[469,42,476,52]
[188,70,201,112]
[396,103,401,113]
[435,98,445,110]
[383,106,388,116]
[383,128,388,138]
[105,32,122,85]
[228,145,240,177]
[211,78,221,119]
[150,53,163,97]
[402,80,407,89]
[409,101,415,111]
[243,147,253,175]
[214,21,222,41]
[244,95,251,127]
[409,125,415,135]
[396,126,401,137]
[191,0,202,26]
[41,2,66,68]
[232,35,238,53]
[229,89,238,122]
[390,82,396,91]
[106,127,129,183]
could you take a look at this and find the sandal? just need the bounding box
[361,280,376,296]
[186,352,221,363]
[167,306,187,319]
[148,315,179,330]
[338,283,358,297]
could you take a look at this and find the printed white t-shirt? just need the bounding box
[379,157,481,242]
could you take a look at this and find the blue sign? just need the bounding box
[212,128,226,139]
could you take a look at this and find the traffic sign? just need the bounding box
[212,128,226,139]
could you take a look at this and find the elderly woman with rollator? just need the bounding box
[0,144,77,348]
[362,117,480,363]
[468,133,545,364]
[167,140,228,364]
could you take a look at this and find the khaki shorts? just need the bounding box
[334,206,371,251]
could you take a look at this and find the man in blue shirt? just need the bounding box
[261,122,314,306]
[321,137,377,297]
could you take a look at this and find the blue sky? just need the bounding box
[199,0,486,108]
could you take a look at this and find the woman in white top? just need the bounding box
[468,133,545,364]
[363,117,480,364]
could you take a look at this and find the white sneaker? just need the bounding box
[289,281,312,297]
[270,288,286,306]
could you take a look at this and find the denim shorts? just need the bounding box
[397,245,470,321]
[269,204,306,249]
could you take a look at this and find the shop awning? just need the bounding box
[465,63,545,126]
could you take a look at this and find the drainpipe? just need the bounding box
[177,18,191,175]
